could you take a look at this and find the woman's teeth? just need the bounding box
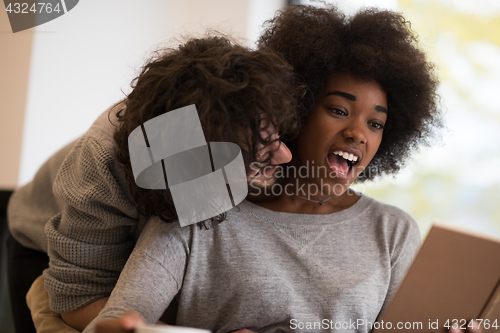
[333,151,358,162]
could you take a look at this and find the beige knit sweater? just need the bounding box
[8,104,150,313]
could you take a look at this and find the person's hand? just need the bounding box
[61,296,110,331]
[448,320,482,333]
[94,311,145,333]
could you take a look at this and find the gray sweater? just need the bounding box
[84,196,421,333]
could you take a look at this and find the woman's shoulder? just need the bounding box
[361,193,417,224]
[359,193,421,245]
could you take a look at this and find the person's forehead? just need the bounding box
[259,118,279,138]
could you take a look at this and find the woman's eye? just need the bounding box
[369,122,384,130]
[328,108,347,116]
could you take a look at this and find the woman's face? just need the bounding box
[295,73,388,195]
[247,120,292,188]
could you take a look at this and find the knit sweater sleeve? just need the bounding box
[7,139,76,253]
[378,210,422,318]
[82,218,188,333]
[43,135,140,313]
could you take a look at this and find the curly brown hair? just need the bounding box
[113,36,302,223]
[258,5,442,181]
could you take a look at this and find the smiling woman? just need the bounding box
[296,74,388,195]
[244,4,481,333]
[256,4,443,211]
[259,5,442,185]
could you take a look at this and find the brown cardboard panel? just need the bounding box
[374,224,500,333]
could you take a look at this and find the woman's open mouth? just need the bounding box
[327,150,360,180]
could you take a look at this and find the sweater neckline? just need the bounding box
[237,193,373,225]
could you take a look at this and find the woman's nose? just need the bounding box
[342,119,367,144]
[270,141,292,165]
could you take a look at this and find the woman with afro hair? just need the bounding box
[85,5,479,333]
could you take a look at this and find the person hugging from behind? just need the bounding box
[8,35,303,333]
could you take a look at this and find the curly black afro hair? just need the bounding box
[258,5,442,181]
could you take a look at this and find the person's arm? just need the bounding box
[377,216,421,318]
[93,313,257,333]
[7,139,77,253]
[60,297,109,332]
[94,311,145,333]
[82,218,188,333]
[43,134,140,328]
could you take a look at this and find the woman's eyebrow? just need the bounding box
[325,91,356,101]
[375,105,388,114]
[326,90,388,114]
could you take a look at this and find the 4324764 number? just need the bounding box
[444,319,499,330]
[6,2,62,14]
